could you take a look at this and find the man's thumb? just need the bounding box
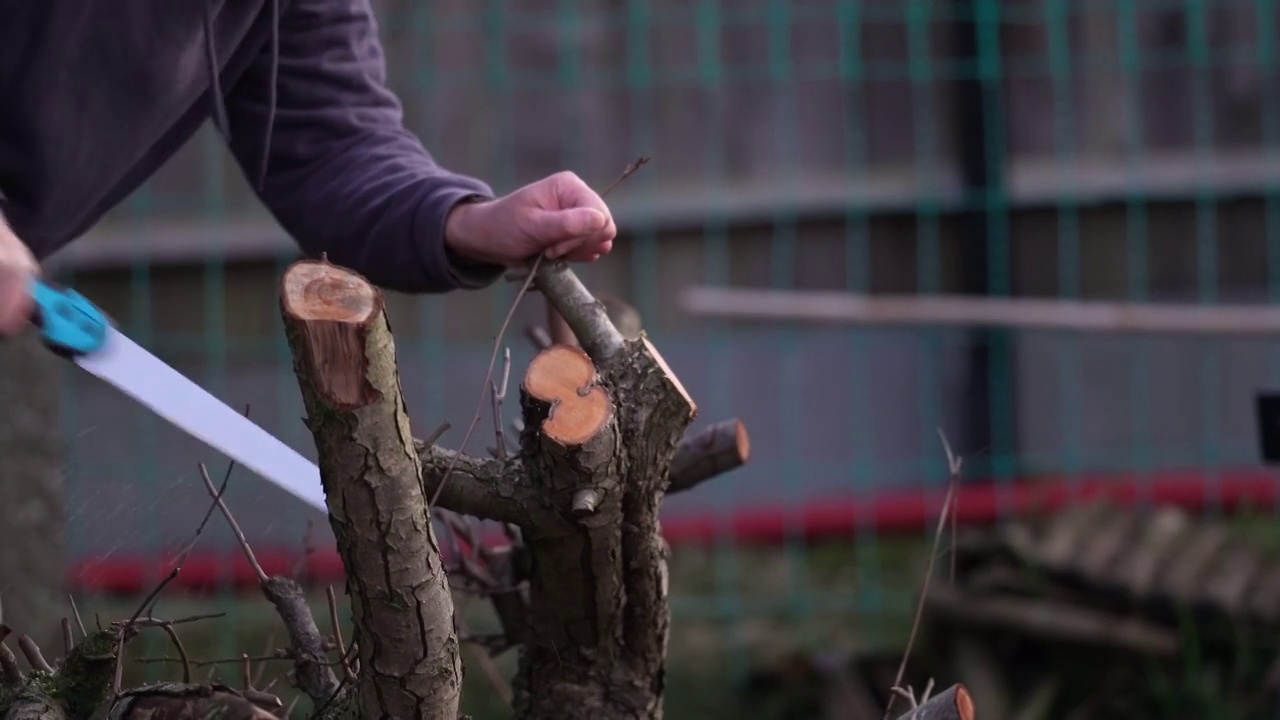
[530,207,607,240]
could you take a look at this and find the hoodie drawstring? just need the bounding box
[203,0,279,192]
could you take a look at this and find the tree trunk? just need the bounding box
[280,259,461,720]
[0,329,66,657]
[271,257,750,720]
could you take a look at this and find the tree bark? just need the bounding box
[488,261,697,720]
[280,259,460,720]
[667,419,750,494]
[0,330,65,658]
[268,256,744,720]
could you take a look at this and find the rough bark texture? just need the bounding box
[259,576,340,705]
[258,257,745,720]
[482,258,698,719]
[280,259,460,720]
[667,419,750,494]
[416,444,545,526]
[512,344,627,717]
[606,337,696,710]
[0,330,66,659]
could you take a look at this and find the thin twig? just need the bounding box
[326,585,355,682]
[124,452,237,635]
[490,347,512,460]
[430,255,542,509]
[524,324,553,350]
[17,635,53,673]
[199,462,268,584]
[61,618,73,657]
[67,595,86,639]
[880,428,963,720]
[425,421,451,448]
[429,158,649,510]
[254,632,275,687]
[134,652,355,669]
[291,518,317,580]
[598,156,650,197]
[159,623,190,683]
[0,639,20,685]
[134,613,227,627]
[241,653,284,709]
[489,382,503,460]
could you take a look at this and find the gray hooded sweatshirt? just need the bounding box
[0,0,505,292]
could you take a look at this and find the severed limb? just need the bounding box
[892,682,974,720]
[667,418,751,493]
[415,444,544,526]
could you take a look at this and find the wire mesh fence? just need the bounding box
[39,0,1280,714]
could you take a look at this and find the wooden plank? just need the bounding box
[682,286,1280,336]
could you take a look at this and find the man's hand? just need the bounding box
[0,219,36,336]
[444,171,617,267]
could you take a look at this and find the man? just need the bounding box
[0,0,617,334]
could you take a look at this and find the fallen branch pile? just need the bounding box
[921,500,1280,719]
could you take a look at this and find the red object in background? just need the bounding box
[68,466,1279,595]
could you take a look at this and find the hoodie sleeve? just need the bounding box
[221,0,505,293]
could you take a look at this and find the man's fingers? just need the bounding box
[546,237,585,260]
[530,207,606,241]
[0,275,32,334]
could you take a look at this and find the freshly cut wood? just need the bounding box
[532,288,745,497]
[523,344,613,447]
[281,258,461,720]
[280,258,383,409]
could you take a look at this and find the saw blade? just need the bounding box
[73,327,328,512]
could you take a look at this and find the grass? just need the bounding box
[53,505,1280,719]
[61,533,928,719]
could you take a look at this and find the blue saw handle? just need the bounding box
[28,277,109,357]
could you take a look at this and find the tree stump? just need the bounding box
[274,256,750,719]
[281,259,461,719]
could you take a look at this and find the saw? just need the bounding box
[28,277,327,512]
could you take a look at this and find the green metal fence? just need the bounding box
[43,0,1280,713]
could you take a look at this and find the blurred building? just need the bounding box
[40,0,1280,561]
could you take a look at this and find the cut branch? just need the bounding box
[281,258,460,719]
[667,418,750,493]
[532,261,625,362]
[896,683,974,720]
[416,444,542,526]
